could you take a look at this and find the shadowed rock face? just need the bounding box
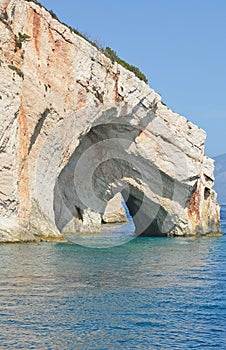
[0,0,221,242]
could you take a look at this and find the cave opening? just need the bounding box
[53,121,171,240]
[100,192,136,241]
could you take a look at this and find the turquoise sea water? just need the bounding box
[1,208,226,349]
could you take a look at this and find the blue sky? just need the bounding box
[40,0,226,157]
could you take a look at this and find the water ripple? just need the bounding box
[0,209,226,349]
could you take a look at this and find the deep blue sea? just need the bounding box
[1,207,226,349]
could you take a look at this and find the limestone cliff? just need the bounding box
[0,0,221,242]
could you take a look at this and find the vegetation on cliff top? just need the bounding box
[25,0,148,83]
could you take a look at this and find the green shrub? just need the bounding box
[18,32,30,41]
[67,26,100,50]
[49,10,59,21]
[15,32,30,50]
[104,47,148,83]
[25,0,43,6]
[8,65,24,79]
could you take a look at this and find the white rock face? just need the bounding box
[0,0,221,242]
[103,193,128,223]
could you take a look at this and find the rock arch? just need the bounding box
[0,0,221,241]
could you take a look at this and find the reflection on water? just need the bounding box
[65,220,136,248]
[0,210,226,349]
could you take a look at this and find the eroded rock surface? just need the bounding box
[103,193,128,224]
[0,0,221,242]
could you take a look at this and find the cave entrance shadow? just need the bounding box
[53,117,188,241]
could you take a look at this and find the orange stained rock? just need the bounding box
[33,10,41,56]
[188,184,201,222]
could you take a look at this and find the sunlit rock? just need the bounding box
[103,193,128,223]
[0,0,221,242]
